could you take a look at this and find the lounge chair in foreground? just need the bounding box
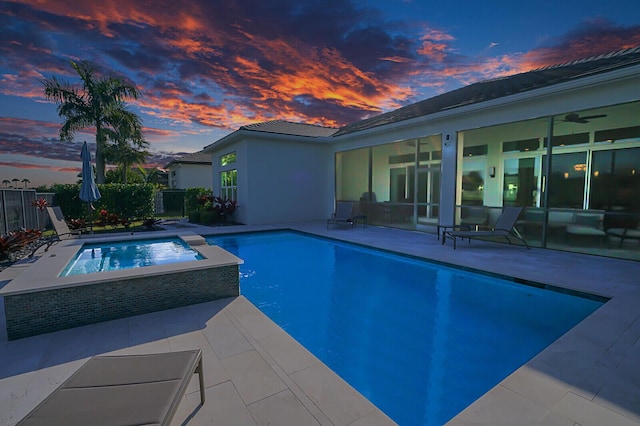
[327,201,354,229]
[443,206,529,249]
[16,350,205,426]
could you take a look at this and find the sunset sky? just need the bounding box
[2,0,640,187]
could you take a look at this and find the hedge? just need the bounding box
[49,183,155,221]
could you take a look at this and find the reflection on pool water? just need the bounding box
[60,237,203,276]
[206,231,605,426]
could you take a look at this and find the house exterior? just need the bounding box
[203,46,640,259]
[164,151,213,190]
[203,121,337,225]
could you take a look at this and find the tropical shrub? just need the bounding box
[184,187,211,213]
[142,217,162,230]
[193,195,238,224]
[0,229,42,260]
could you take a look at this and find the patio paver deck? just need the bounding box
[1,221,639,425]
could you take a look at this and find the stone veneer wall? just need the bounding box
[4,265,239,340]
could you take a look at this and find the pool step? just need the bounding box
[180,235,207,246]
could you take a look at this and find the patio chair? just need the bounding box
[47,206,85,239]
[443,206,529,249]
[28,206,84,257]
[16,349,205,426]
[327,201,354,229]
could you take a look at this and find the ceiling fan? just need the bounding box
[563,113,607,123]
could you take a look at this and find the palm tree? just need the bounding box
[103,112,149,184]
[22,178,30,188]
[2,179,10,188]
[11,178,19,188]
[42,60,139,183]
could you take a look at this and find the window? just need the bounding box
[220,169,237,201]
[503,138,540,153]
[463,144,488,156]
[594,126,640,144]
[503,157,540,207]
[543,152,587,209]
[590,147,640,211]
[461,159,486,206]
[220,152,236,166]
[544,133,590,147]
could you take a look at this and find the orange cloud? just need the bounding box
[417,28,456,62]
[13,0,416,128]
[10,0,640,136]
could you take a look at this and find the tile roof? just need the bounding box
[240,120,338,137]
[164,151,211,168]
[334,46,640,136]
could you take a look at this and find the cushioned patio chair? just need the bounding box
[17,350,205,426]
[327,201,354,229]
[443,206,529,249]
[565,211,606,244]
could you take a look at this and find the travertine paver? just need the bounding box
[1,221,639,425]
[0,292,393,426]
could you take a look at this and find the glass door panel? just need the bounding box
[461,159,486,206]
[543,152,587,208]
[417,166,440,222]
[503,157,540,207]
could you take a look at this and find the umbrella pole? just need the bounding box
[87,202,94,234]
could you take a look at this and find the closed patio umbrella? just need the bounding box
[80,141,101,231]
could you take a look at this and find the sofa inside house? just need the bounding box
[516,208,607,244]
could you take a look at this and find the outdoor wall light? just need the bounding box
[489,166,496,178]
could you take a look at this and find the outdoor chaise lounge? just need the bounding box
[47,205,85,239]
[16,349,205,426]
[29,206,84,256]
[327,201,354,229]
[443,206,529,249]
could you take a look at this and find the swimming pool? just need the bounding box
[61,237,203,276]
[2,233,241,340]
[206,231,604,426]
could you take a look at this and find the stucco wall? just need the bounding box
[169,163,213,189]
[209,138,331,225]
[244,139,331,224]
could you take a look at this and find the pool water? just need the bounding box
[207,231,604,425]
[61,237,203,276]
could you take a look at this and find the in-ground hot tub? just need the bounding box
[0,232,243,340]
